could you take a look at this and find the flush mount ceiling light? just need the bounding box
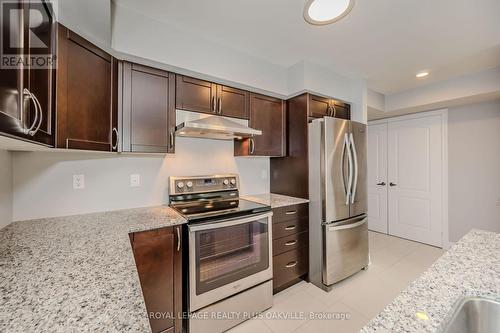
[416,72,430,78]
[303,0,355,25]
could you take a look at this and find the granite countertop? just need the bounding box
[0,206,186,332]
[242,193,309,208]
[361,229,500,333]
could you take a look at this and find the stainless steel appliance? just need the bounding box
[308,117,369,291]
[169,174,273,333]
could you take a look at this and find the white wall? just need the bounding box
[12,138,269,221]
[448,100,500,241]
[0,150,13,229]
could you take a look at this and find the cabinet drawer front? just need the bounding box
[272,217,308,239]
[272,203,308,224]
[273,231,308,256]
[273,246,308,291]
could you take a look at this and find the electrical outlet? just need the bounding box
[73,174,85,190]
[130,174,141,187]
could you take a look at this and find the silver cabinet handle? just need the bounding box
[23,88,39,136]
[249,138,255,154]
[169,131,174,149]
[284,225,296,231]
[112,127,119,150]
[30,92,43,136]
[332,104,337,118]
[212,96,216,113]
[176,226,181,252]
[286,261,298,268]
[218,97,222,115]
[285,240,297,246]
[349,132,358,204]
[285,210,297,215]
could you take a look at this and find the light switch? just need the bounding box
[130,174,141,187]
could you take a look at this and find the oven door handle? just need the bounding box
[188,212,272,232]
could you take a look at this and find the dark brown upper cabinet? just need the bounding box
[235,93,285,157]
[308,93,350,120]
[176,75,249,119]
[0,0,55,146]
[130,226,183,333]
[120,62,175,153]
[56,24,118,152]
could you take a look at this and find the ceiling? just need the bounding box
[113,0,500,95]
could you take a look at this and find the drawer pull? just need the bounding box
[284,225,296,231]
[286,261,298,268]
[285,240,297,246]
[285,210,297,215]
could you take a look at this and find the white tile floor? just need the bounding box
[227,231,446,333]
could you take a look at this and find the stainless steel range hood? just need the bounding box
[175,110,261,140]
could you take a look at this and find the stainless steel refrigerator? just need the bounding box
[308,117,369,291]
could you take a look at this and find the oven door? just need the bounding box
[188,212,273,312]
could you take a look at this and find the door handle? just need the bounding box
[349,132,358,204]
[389,182,397,187]
[249,138,255,154]
[169,131,174,149]
[23,88,39,135]
[376,182,386,186]
[176,226,181,252]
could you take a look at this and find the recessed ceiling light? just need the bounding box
[304,0,355,25]
[416,72,430,78]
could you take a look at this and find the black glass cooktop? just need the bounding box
[169,198,271,223]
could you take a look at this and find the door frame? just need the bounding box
[368,109,449,249]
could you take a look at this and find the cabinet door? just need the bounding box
[235,93,285,157]
[56,24,115,151]
[217,85,249,119]
[24,0,56,146]
[0,0,55,146]
[308,94,330,118]
[331,100,351,120]
[0,1,24,139]
[122,62,175,153]
[130,226,183,333]
[176,75,216,115]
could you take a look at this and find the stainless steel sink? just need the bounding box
[440,297,500,333]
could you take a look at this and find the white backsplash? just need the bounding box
[12,137,269,221]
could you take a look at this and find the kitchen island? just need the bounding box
[0,206,186,332]
[361,229,500,333]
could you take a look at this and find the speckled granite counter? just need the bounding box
[0,206,186,332]
[361,229,500,333]
[242,193,309,208]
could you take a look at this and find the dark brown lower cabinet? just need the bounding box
[120,62,176,153]
[272,203,309,294]
[130,226,183,333]
[56,24,118,151]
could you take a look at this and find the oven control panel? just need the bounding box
[169,175,239,195]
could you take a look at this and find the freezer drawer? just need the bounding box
[323,215,369,286]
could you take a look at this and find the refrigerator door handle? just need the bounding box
[346,133,353,206]
[341,133,348,198]
[349,132,359,204]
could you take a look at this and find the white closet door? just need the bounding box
[387,114,443,247]
[367,123,388,233]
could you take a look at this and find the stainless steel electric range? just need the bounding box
[168,174,273,333]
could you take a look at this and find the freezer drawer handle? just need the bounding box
[326,218,367,232]
[285,261,298,268]
[285,240,297,246]
[285,225,296,231]
[285,210,297,215]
